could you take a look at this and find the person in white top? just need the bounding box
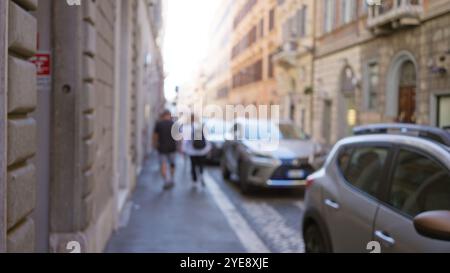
[182,114,211,186]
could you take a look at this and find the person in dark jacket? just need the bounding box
[153,110,177,190]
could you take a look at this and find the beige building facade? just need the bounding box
[229,0,280,106]
[273,0,316,134]
[312,0,371,145]
[203,0,233,110]
[0,0,166,253]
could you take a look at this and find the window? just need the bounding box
[290,17,297,37]
[323,0,336,33]
[268,52,275,78]
[337,147,353,172]
[366,62,379,110]
[232,59,263,88]
[295,6,308,38]
[437,95,450,128]
[234,0,258,29]
[341,0,356,24]
[361,0,369,14]
[269,8,275,31]
[259,18,264,38]
[388,150,450,217]
[300,5,307,36]
[232,25,258,59]
[339,146,389,197]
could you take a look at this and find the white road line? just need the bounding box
[203,172,271,253]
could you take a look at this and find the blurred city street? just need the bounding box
[1,0,450,254]
[106,155,305,253]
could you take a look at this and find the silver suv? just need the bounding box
[302,124,450,253]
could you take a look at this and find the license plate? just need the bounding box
[287,170,305,179]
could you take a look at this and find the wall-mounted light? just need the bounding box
[428,50,449,75]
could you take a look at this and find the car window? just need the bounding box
[337,147,352,172]
[340,147,389,197]
[388,149,450,218]
[278,124,308,140]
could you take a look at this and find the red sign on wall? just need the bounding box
[30,53,51,76]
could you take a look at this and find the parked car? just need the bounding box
[221,119,327,193]
[204,118,232,164]
[302,123,450,253]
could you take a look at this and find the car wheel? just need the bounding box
[221,158,231,180]
[304,223,330,253]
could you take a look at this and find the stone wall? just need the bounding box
[50,0,118,253]
[313,46,363,144]
[360,8,450,127]
[0,0,8,253]
[6,0,38,253]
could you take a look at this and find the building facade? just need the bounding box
[0,0,165,253]
[203,0,233,110]
[312,0,371,145]
[273,0,316,134]
[361,0,450,128]
[229,0,280,106]
[312,0,450,145]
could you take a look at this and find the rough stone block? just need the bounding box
[8,56,37,114]
[8,2,37,57]
[83,22,96,57]
[7,217,35,253]
[12,0,38,11]
[7,118,36,167]
[7,163,36,230]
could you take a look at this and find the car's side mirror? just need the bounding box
[413,211,450,241]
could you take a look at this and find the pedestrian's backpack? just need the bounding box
[192,124,207,150]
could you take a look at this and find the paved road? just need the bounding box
[205,168,305,253]
[106,155,305,253]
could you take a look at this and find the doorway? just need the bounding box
[397,61,417,123]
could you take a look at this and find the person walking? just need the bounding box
[183,114,211,186]
[153,110,178,190]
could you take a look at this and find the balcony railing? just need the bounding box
[273,40,308,69]
[368,0,423,31]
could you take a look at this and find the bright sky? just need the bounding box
[163,0,220,102]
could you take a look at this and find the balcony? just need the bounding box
[273,41,299,68]
[368,0,423,33]
[273,39,314,69]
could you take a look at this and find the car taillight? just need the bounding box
[305,176,314,190]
